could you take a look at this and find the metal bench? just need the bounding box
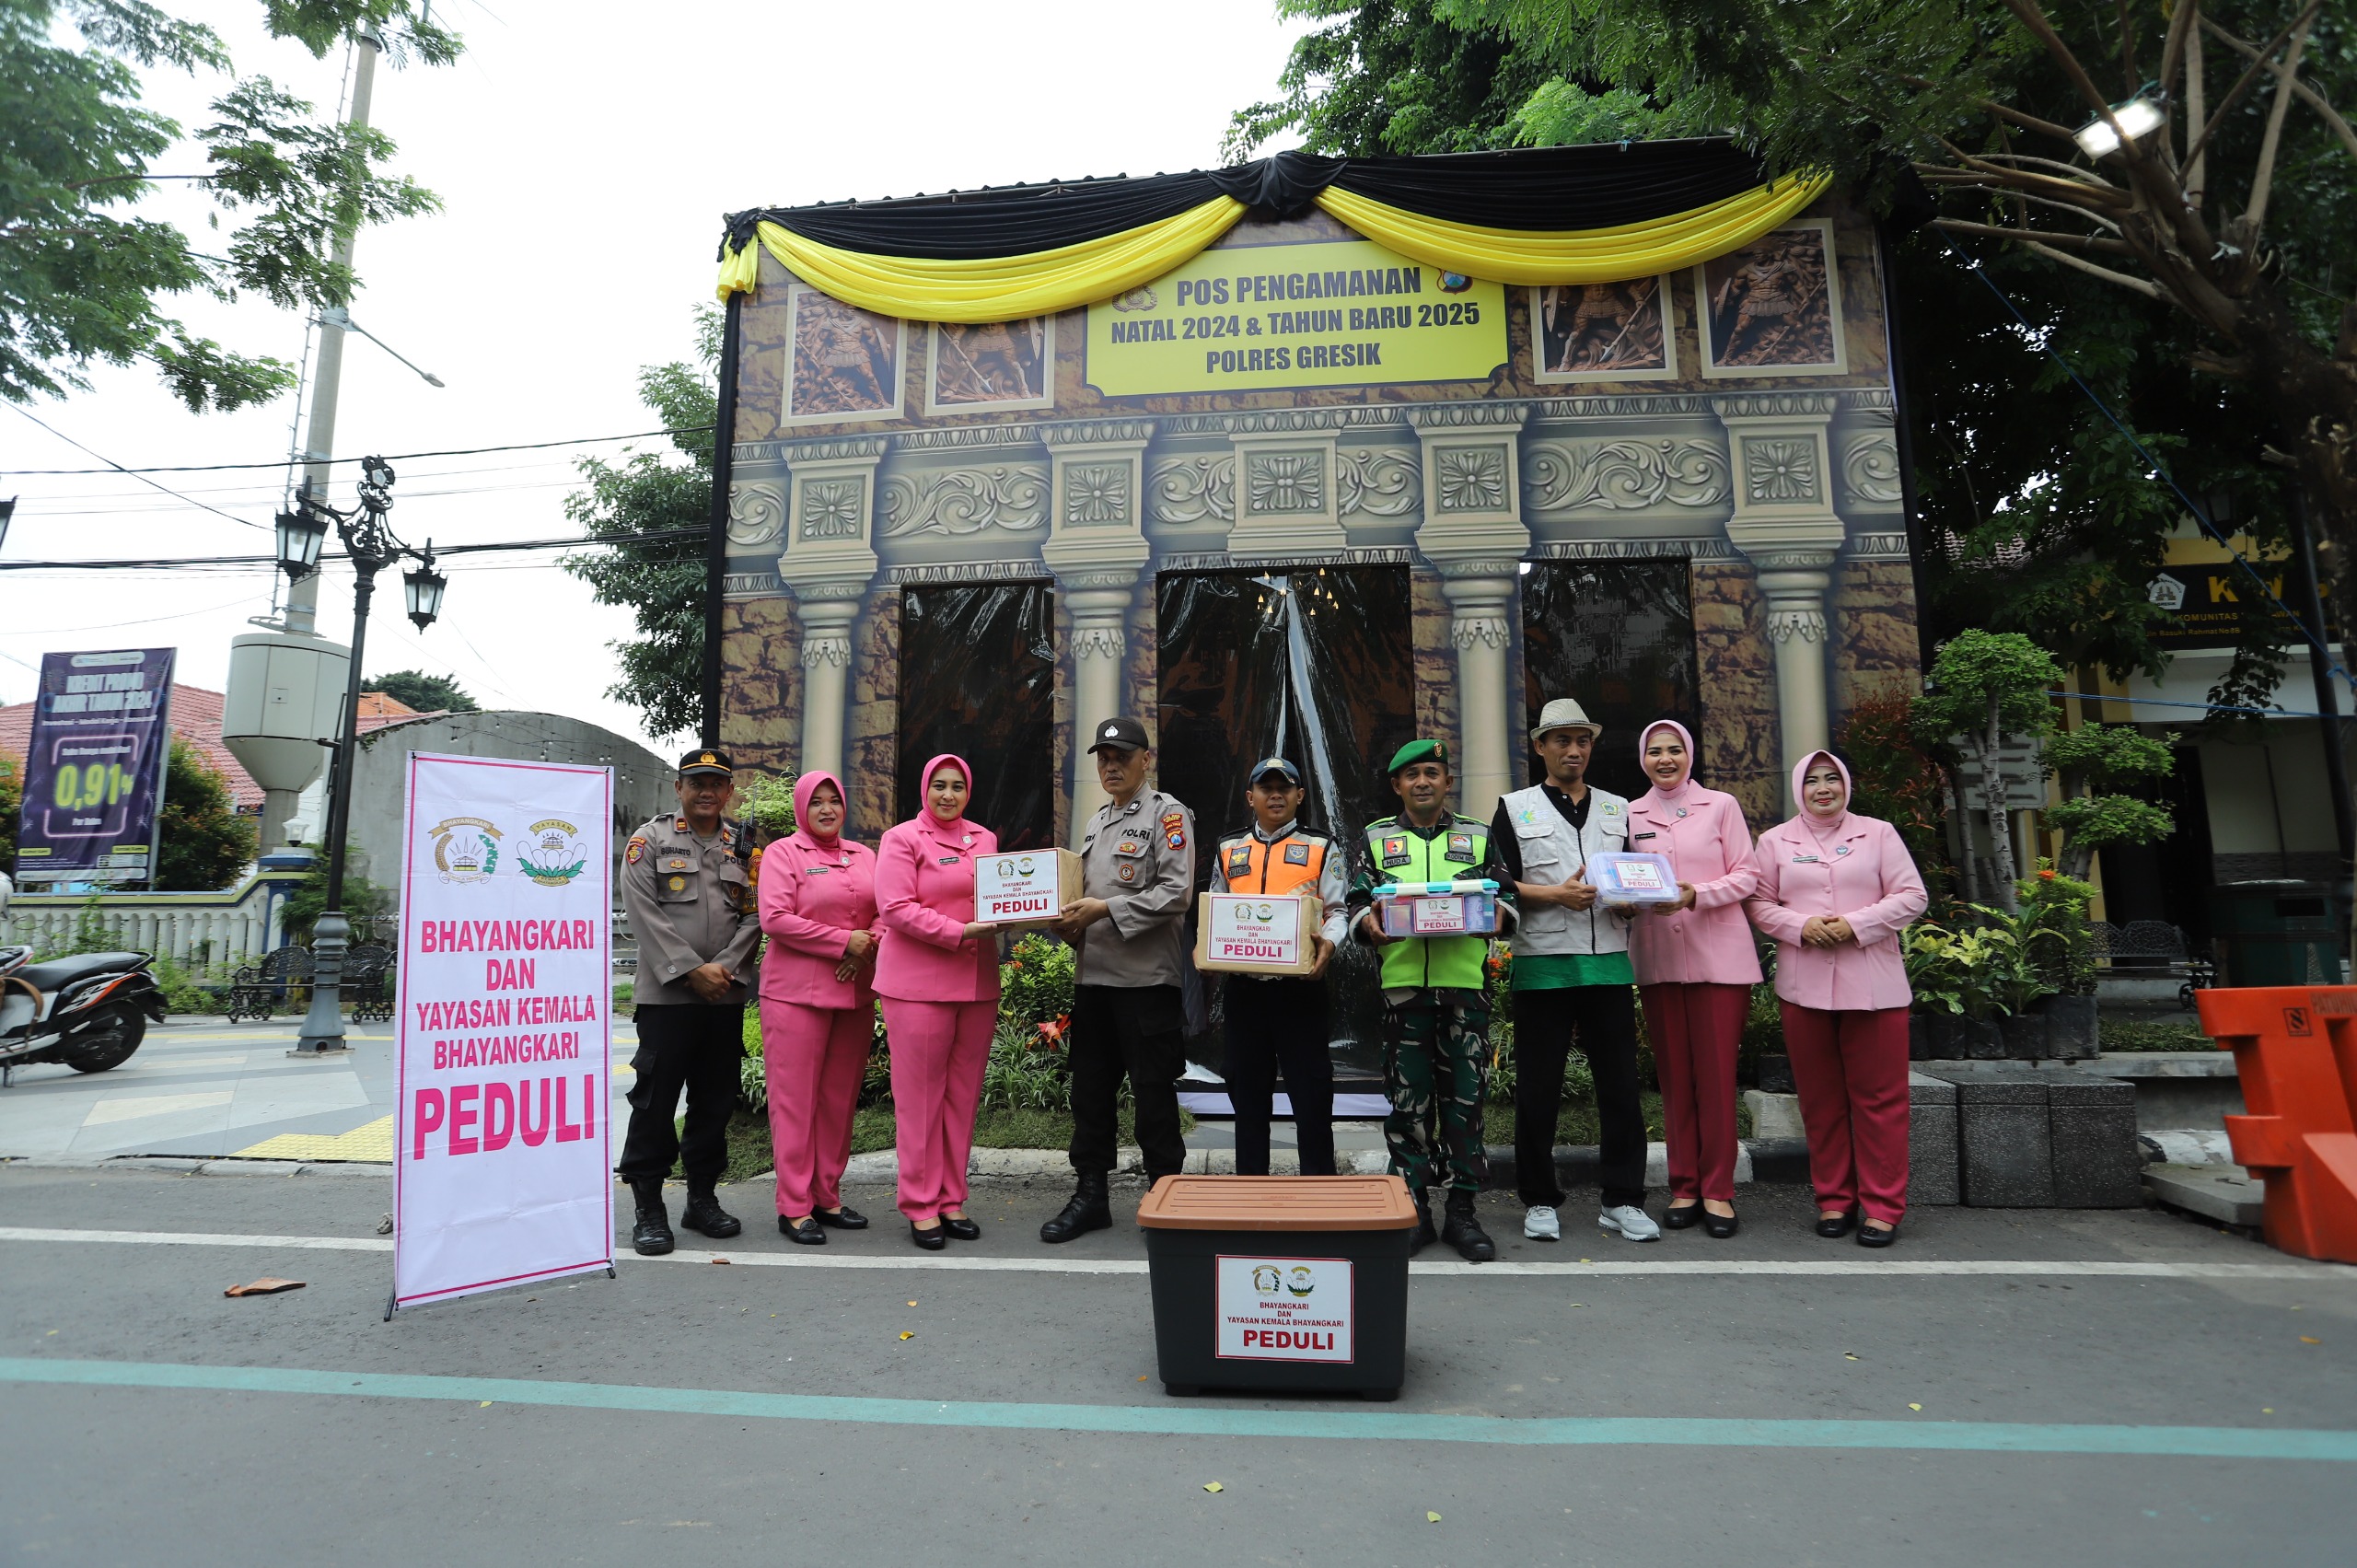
[2091,921,2215,1011]
[225,945,313,1022]
[343,943,395,1024]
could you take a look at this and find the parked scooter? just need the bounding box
[0,945,167,1086]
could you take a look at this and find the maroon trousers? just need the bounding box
[1640,982,1748,1203]
[1781,1002,1911,1225]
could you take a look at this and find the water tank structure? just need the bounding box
[223,630,350,847]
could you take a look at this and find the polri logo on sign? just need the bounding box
[1216,1254,1353,1363]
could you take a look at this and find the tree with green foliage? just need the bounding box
[3,1,458,412]
[155,737,257,890]
[365,668,476,714]
[1911,630,2065,910]
[559,308,716,743]
[2041,723,2178,880]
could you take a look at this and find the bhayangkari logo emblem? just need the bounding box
[429,817,502,884]
[1252,1264,1283,1295]
[517,818,587,888]
[1287,1266,1315,1297]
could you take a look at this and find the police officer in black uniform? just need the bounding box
[616,749,761,1255]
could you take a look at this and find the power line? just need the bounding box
[2,424,716,477]
[6,403,269,531]
[0,526,703,570]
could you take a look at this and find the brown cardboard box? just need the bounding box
[974,848,1083,928]
[1193,889,1324,976]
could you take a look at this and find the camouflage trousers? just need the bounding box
[1381,990,1491,1195]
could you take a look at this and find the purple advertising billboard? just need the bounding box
[13,648,176,886]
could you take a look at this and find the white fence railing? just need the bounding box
[1,871,308,974]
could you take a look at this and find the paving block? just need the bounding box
[1742,1089,1805,1141]
[1957,1078,2055,1207]
[2048,1079,2142,1208]
[2143,1162,2265,1226]
[1908,1071,1960,1206]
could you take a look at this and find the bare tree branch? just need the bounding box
[2246,9,2316,229]
[1933,221,2171,299]
[1933,218,2136,254]
[2187,15,2210,206]
[2205,15,2357,165]
[1972,97,2089,143]
[1966,185,2129,232]
[1968,151,2124,192]
[2002,1,2138,124]
[2185,1,2320,176]
[2156,0,2198,168]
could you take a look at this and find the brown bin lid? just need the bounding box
[1134,1175,1419,1231]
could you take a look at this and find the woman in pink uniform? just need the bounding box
[1626,719,1760,1237]
[1746,751,1927,1247]
[757,771,881,1246]
[873,755,1000,1251]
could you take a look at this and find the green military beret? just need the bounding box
[1387,738,1449,776]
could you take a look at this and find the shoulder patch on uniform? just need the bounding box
[625,836,646,865]
[1162,809,1186,851]
[1225,843,1254,874]
[1446,831,1475,862]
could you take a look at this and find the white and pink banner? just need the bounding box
[393,751,613,1309]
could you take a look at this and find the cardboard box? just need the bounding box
[1194,890,1325,975]
[1373,881,1502,938]
[974,848,1083,927]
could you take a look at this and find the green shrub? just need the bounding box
[1000,933,1075,1030]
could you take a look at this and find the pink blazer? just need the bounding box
[1747,814,1927,1012]
[757,830,878,1009]
[1624,784,1763,986]
[873,813,1003,1004]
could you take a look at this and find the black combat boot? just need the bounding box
[1409,1189,1437,1256]
[629,1179,674,1256]
[679,1187,741,1239]
[1441,1191,1496,1263]
[1039,1171,1112,1244]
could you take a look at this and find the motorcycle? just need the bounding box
[0,945,168,1086]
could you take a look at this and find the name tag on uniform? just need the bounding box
[1283,842,1311,865]
[937,855,961,865]
[1793,854,1819,864]
[1633,832,1656,842]
[1379,835,1411,869]
[805,866,830,876]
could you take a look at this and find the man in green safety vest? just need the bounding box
[1346,738,1517,1260]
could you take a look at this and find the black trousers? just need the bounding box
[1513,983,1646,1210]
[1222,976,1336,1175]
[1069,982,1187,1180]
[618,1002,744,1189]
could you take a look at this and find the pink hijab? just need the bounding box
[1792,749,1853,844]
[790,769,847,851]
[1637,718,1697,803]
[913,753,974,829]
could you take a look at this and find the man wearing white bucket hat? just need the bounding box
[1490,698,1660,1244]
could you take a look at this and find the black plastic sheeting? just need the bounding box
[895,583,1056,852]
[1520,560,1701,799]
[722,143,1772,261]
[1157,568,1415,1075]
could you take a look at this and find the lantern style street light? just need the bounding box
[274,456,443,1054]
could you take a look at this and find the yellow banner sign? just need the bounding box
[1085,238,1506,396]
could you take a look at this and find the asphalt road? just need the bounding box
[3,1163,2352,1567]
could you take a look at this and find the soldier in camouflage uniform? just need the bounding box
[1345,738,1516,1260]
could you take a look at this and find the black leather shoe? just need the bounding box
[679,1190,742,1239]
[1701,1207,1740,1239]
[628,1179,673,1257]
[1661,1202,1703,1230]
[1857,1221,1898,1249]
[940,1214,981,1241]
[1817,1210,1859,1238]
[1440,1196,1496,1263]
[910,1220,946,1252]
[814,1205,869,1230]
[779,1214,826,1246]
[1039,1173,1112,1244]
[1409,1191,1437,1256]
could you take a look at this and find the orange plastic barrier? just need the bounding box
[2195,986,2357,1263]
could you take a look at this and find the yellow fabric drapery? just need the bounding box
[1311,171,1830,286]
[716,197,1248,321]
[714,171,1832,318]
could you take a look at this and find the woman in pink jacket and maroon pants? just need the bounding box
[757,771,882,1246]
[1626,720,1760,1237]
[873,755,1000,1251]
[1746,751,1928,1246]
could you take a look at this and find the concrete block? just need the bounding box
[2048,1079,2142,1207]
[1957,1078,2055,1207]
[1743,1089,1805,1141]
[2143,1162,2265,1226]
[1907,1071,1960,1206]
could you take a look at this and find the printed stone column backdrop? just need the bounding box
[721,596,802,781]
[846,587,900,840]
[1833,541,1922,721]
[1410,567,1464,786]
[1689,559,1782,825]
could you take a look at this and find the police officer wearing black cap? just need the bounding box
[616,749,761,1255]
[1211,757,1347,1175]
[1039,716,1196,1243]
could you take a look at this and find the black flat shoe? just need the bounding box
[1857,1221,1898,1249]
[1817,1210,1858,1238]
[1661,1203,1703,1231]
[814,1205,869,1230]
[779,1214,826,1246]
[940,1214,981,1241]
[1701,1207,1739,1239]
[910,1221,946,1252]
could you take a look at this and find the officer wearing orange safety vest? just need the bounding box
[1209,757,1349,1175]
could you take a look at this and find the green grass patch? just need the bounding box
[2100,1016,2212,1053]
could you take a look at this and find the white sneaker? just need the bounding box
[1598,1204,1662,1242]
[1523,1205,1561,1241]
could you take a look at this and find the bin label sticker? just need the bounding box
[1214,1254,1354,1363]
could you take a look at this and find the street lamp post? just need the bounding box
[275,456,445,1054]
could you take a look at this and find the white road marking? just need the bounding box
[0,1226,2347,1280]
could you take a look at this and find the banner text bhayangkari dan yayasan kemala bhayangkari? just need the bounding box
[1085,238,1505,396]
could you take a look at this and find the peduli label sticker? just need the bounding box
[1215,1254,1354,1363]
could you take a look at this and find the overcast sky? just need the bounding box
[1,1,1310,752]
